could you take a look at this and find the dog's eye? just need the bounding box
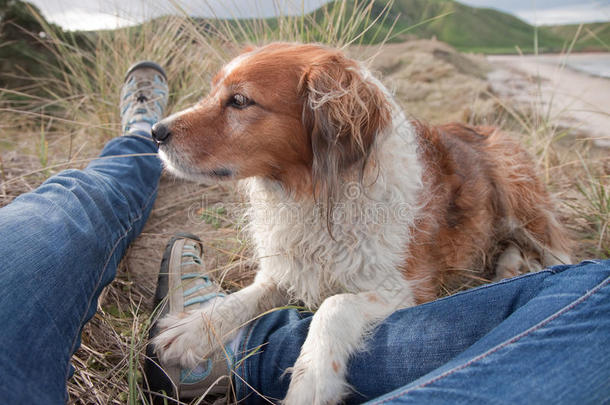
[228,94,252,109]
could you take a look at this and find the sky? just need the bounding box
[460,0,610,25]
[28,0,610,32]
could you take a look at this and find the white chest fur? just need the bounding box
[243,107,424,308]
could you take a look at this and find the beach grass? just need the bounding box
[0,1,608,404]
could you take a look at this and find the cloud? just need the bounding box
[28,0,330,31]
[28,0,610,31]
[461,0,593,10]
[171,0,329,19]
[515,3,610,25]
[44,8,137,31]
[455,0,610,25]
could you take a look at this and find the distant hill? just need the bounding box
[387,0,564,53]
[321,0,608,53]
[199,0,609,54]
[541,22,610,52]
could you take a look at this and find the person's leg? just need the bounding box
[366,262,610,405]
[233,260,610,404]
[0,62,167,404]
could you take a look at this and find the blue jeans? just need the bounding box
[233,260,610,404]
[0,134,608,404]
[0,135,162,404]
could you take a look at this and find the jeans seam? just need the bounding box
[371,273,610,404]
[236,319,259,400]
[415,262,584,310]
[63,183,158,382]
[418,269,554,308]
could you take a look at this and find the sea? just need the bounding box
[564,53,610,78]
[487,53,610,79]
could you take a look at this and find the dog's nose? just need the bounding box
[151,122,172,144]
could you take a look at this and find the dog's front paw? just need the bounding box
[152,309,227,369]
[283,358,347,405]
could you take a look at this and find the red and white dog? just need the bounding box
[151,43,570,404]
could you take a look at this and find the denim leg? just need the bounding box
[233,260,610,404]
[367,260,610,405]
[0,135,161,404]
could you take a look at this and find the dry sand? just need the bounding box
[351,40,495,124]
[487,54,610,148]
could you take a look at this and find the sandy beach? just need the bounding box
[487,54,610,148]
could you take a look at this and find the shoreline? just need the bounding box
[489,53,610,79]
[479,51,610,56]
[486,54,610,148]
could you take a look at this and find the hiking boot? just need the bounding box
[120,61,168,137]
[145,233,232,403]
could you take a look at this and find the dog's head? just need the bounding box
[154,43,391,201]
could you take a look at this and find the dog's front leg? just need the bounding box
[153,274,284,369]
[283,288,415,405]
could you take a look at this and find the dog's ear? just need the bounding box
[299,51,391,205]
